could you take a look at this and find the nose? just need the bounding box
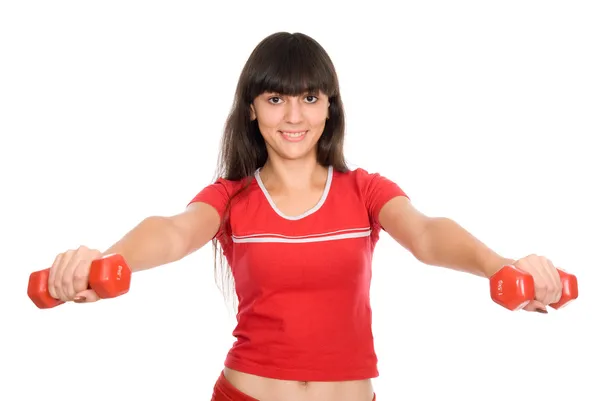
[284,97,304,124]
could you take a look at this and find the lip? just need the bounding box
[279,130,308,142]
[279,130,308,133]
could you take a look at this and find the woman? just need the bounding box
[46,32,564,401]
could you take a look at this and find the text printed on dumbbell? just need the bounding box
[117,265,122,280]
[496,279,503,296]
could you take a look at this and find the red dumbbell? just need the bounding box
[27,253,132,309]
[489,265,578,311]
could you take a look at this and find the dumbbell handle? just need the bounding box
[27,254,131,309]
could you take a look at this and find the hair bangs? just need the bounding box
[245,33,337,101]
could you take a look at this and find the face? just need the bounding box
[250,90,330,161]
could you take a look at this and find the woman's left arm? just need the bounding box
[378,196,562,311]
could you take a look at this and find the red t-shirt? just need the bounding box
[188,165,408,381]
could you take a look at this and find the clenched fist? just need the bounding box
[48,245,103,303]
[512,254,563,313]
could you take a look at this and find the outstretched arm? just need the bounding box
[102,201,221,272]
[45,201,222,305]
[377,196,563,311]
[378,196,512,278]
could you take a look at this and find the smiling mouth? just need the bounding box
[279,130,308,141]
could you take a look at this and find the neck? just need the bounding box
[260,156,327,191]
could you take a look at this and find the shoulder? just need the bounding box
[187,175,254,216]
[334,165,409,223]
[206,175,250,195]
[332,165,370,183]
[334,166,408,197]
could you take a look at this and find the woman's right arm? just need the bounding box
[47,201,221,303]
[102,201,221,272]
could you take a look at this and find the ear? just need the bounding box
[250,103,256,121]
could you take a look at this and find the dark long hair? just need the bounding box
[212,32,349,311]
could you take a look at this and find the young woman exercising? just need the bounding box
[43,32,566,401]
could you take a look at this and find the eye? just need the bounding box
[305,95,318,103]
[268,96,282,104]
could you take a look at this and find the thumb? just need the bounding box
[523,300,548,313]
[73,289,100,303]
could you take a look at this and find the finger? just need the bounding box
[62,259,81,300]
[544,259,563,304]
[72,258,91,295]
[62,247,93,299]
[54,250,74,302]
[534,257,558,305]
[61,250,88,301]
[520,258,549,304]
[48,253,64,299]
[73,289,100,303]
[524,300,548,313]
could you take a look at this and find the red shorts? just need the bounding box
[211,371,376,400]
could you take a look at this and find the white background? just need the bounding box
[2,1,599,400]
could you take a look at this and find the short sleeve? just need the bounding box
[187,178,233,220]
[356,168,409,227]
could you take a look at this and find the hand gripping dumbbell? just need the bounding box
[489,265,578,311]
[27,253,132,309]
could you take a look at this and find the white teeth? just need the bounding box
[281,131,307,138]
